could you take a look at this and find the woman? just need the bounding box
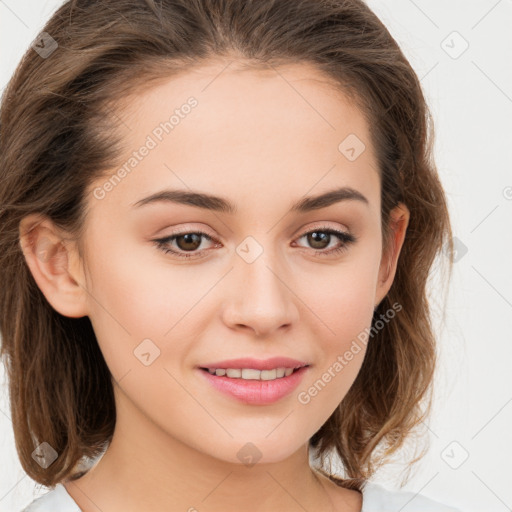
[0,0,460,510]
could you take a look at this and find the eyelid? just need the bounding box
[293,220,350,237]
[156,224,218,240]
[158,221,351,242]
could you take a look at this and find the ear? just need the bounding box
[18,214,88,318]
[374,202,410,308]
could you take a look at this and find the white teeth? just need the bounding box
[260,369,277,380]
[243,368,263,380]
[206,366,302,380]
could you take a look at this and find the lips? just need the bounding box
[196,356,311,405]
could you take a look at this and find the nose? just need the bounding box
[221,247,299,338]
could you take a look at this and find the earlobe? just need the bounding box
[19,214,88,318]
[375,203,410,306]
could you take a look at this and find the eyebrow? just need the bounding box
[131,186,369,214]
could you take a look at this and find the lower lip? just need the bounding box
[197,366,309,405]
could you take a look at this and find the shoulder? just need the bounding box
[21,483,81,512]
[21,479,462,512]
[361,481,462,512]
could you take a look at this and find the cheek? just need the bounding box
[86,227,208,323]
[301,248,380,337]
[295,249,380,399]
[82,237,187,374]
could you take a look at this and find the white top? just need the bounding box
[21,481,462,511]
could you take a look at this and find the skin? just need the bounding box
[19,60,409,512]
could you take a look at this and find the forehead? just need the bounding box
[117,60,372,149]
[90,60,380,216]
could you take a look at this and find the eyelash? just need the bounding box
[152,226,357,260]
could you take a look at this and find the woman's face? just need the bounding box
[44,62,407,464]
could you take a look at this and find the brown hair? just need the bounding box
[0,0,453,491]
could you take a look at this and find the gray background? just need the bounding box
[1,1,511,511]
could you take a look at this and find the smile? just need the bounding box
[197,365,309,405]
[201,366,303,380]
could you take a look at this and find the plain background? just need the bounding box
[1,1,511,511]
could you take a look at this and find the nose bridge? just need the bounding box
[221,235,299,335]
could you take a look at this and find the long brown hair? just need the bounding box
[0,0,453,491]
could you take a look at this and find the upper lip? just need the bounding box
[198,357,310,371]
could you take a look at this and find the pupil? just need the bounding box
[309,231,329,249]
[177,233,201,251]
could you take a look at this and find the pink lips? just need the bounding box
[197,357,310,405]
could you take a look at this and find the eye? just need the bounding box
[293,225,357,257]
[152,225,357,260]
[152,230,220,260]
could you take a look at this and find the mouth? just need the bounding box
[196,363,310,405]
[198,365,309,381]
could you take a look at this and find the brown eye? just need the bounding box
[175,233,202,252]
[295,227,357,257]
[306,231,331,250]
[152,231,219,260]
